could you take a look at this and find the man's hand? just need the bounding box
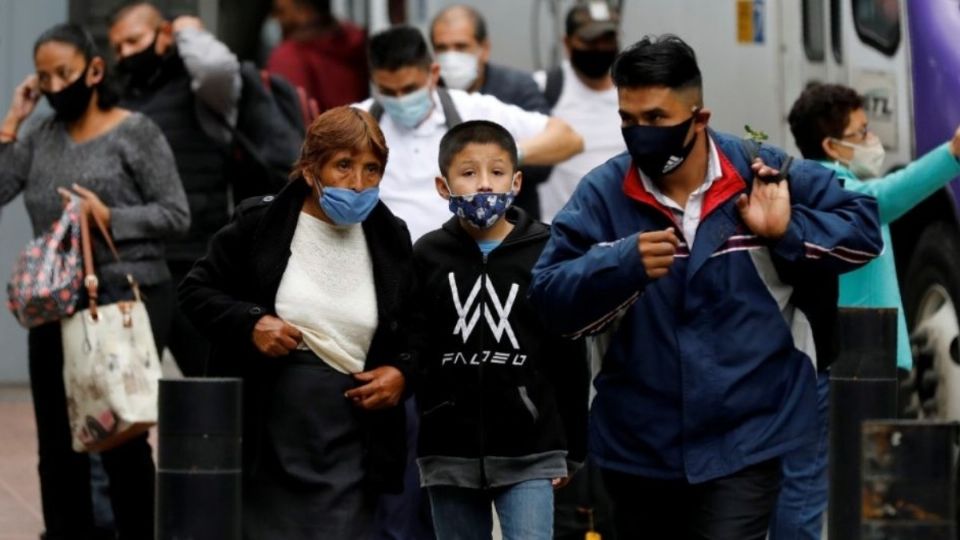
[172,15,204,33]
[345,366,405,410]
[950,125,960,157]
[251,315,302,357]
[637,227,679,279]
[736,159,791,239]
[552,476,572,490]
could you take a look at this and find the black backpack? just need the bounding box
[741,139,840,371]
[212,62,318,203]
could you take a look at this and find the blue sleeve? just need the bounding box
[845,143,960,224]
[765,150,883,273]
[529,176,650,338]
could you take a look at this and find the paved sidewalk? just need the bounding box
[0,385,42,540]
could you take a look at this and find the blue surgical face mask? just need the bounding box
[377,86,434,129]
[318,185,380,225]
[444,179,516,230]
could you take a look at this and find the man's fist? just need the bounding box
[637,227,680,279]
[252,315,302,357]
[172,15,204,33]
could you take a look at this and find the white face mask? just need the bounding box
[835,133,886,179]
[437,51,480,91]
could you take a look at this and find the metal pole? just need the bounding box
[828,308,898,540]
[156,378,243,540]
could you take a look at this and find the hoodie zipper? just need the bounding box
[478,249,489,488]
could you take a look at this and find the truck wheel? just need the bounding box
[903,223,960,421]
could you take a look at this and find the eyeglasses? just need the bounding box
[841,125,869,143]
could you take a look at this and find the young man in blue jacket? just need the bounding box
[528,35,884,539]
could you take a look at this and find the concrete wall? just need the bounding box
[0,0,69,383]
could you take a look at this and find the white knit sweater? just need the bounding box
[275,212,378,374]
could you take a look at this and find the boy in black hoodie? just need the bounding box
[411,120,589,540]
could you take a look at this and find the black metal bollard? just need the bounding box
[861,420,957,539]
[157,378,243,540]
[829,308,898,540]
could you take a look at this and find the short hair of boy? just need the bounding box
[368,25,433,72]
[788,83,865,160]
[438,120,519,178]
[611,34,702,97]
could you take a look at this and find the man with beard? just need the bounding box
[109,2,240,377]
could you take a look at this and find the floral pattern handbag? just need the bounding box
[6,199,84,328]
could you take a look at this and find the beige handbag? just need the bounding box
[61,207,161,453]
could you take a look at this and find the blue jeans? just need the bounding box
[428,479,554,540]
[769,371,830,539]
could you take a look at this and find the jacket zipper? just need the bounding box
[478,250,489,488]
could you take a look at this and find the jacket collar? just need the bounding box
[621,138,750,280]
[440,206,550,249]
[621,135,747,225]
[818,160,857,181]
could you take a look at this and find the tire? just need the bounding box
[903,223,960,421]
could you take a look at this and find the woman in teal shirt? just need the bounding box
[770,83,960,540]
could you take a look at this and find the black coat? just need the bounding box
[178,178,415,494]
[412,208,589,469]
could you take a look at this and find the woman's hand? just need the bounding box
[552,476,572,490]
[8,75,41,123]
[2,75,40,140]
[345,366,405,410]
[251,315,302,357]
[57,184,111,227]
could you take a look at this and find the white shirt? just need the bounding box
[638,136,722,248]
[355,89,549,242]
[275,212,378,374]
[533,61,626,223]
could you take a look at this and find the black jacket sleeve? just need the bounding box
[177,201,266,348]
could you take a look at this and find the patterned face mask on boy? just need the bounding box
[444,179,516,230]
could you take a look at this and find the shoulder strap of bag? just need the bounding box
[370,101,384,123]
[544,65,564,110]
[741,138,794,185]
[437,87,462,129]
[79,204,137,320]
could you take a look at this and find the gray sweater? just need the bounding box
[0,112,190,286]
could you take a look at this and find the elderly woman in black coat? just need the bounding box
[179,106,414,539]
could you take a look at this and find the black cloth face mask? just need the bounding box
[116,32,163,87]
[44,64,94,122]
[621,111,700,179]
[570,47,617,79]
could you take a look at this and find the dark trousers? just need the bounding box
[30,280,174,540]
[166,261,211,377]
[602,459,782,540]
[372,397,436,540]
